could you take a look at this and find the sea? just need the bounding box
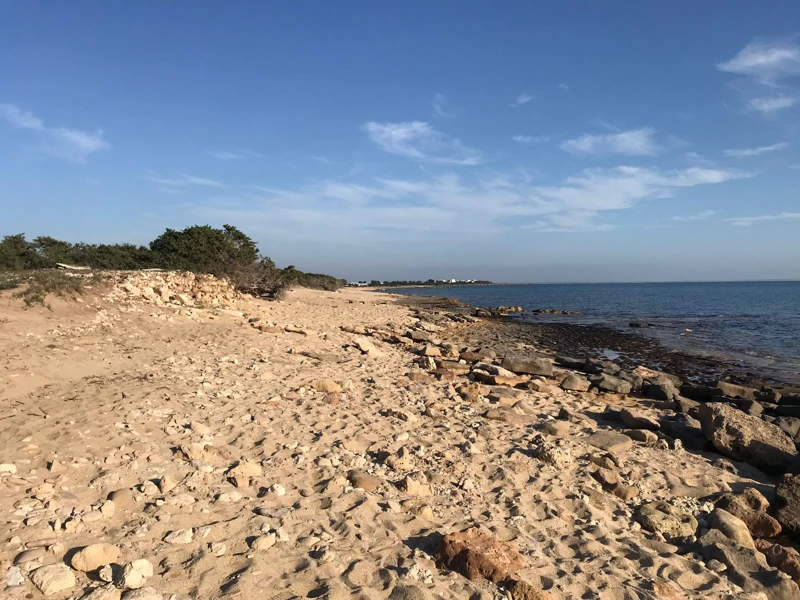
[389,281,800,384]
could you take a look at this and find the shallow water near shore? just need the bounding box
[390,281,800,384]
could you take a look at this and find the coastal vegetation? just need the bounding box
[0,225,345,306]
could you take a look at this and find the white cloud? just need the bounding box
[512,135,550,144]
[145,171,227,191]
[747,95,797,114]
[174,165,749,243]
[0,103,110,164]
[509,93,534,107]
[727,212,800,226]
[718,38,800,84]
[723,142,790,157]
[363,121,483,165]
[207,150,246,160]
[670,209,716,221]
[560,128,661,156]
[431,94,458,117]
[557,83,570,92]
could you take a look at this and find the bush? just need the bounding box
[12,271,85,309]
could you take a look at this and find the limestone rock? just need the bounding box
[591,374,632,394]
[164,529,193,545]
[506,579,553,600]
[435,527,525,583]
[620,408,660,431]
[388,585,432,600]
[716,489,782,538]
[699,403,797,474]
[71,543,120,572]
[313,380,342,394]
[775,475,800,542]
[560,373,591,392]
[121,587,162,600]
[500,356,553,377]
[636,501,697,538]
[708,508,756,550]
[30,564,76,596]
[347,470,382,492]
[586,431,633,454]
[529,434,572,468]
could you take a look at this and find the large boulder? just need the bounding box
[591,374,632,394]
[660,414,710,451]
[620,408,660,431]
[716,381,759,402]
[698,403,797,474]
[435,528,525,583]
[560,373,591,392]
[707,508,756,549]
[500,356,553,378]
[774,475,800,542]
[636,501,697,538]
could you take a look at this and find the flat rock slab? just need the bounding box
[775,474,800,542]
[585,431,633,454]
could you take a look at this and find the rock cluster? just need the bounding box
[106,271,241,308]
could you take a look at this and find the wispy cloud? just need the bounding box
[560,127,661,156]
[145,171,227,192]
[363,121,483,165]
[206,150,246,160]
[173,165,749,242]
[512,135,550,144]
[431,94,459,118]
[557,83,570,92]
[747,95,798,114]
[509,93,534,108]
[0,103,110,164]
[718,37,800,85]
[727,212,800,227]
[723,142,790,157]
[670,209,716,222]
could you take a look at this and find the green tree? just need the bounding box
[149,224,259,274]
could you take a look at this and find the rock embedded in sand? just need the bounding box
[70,543,120,572]
[163,528,193,545]
[500,356,553,377]
[636,501,697,538]
[229,461,262,479]
[591,374,632,394]
[435,527,525,583]
[620,408,660,431]
[81,584,122,600]
[121,587,162,600]
[388,585,433,600]
[251,534,277,550]
[347,470,382,492]
[585,431,633,454]
[775,474,800,542]
[699,403,797,474]
[397,473,431,497]
[30,564,76,596]
[117,559,154,590]
[506,579,553,600]
[560,373,591,392]
[529,434,572,468]
[312,380,342,394]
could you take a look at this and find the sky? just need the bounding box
[2,2,800,283]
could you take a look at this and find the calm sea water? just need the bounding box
[390,282,800,381]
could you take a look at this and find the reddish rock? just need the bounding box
[716,488,782,538]
[436,528,525,583]
[506,579,552,600]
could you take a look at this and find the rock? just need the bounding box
[398,473,431,496]
[697,529,799,599]
[625,429,658,444]
[347,470,382,492]
[591,374,632,394]
[636,501,698,538]
[620,408,660,431]
[121,587,162,600]
[540,420,571,438]
[229,461,262,478]
[613,484,640,501]
[585,431,633,454]
[591,467,620,488]
[500,356,553,377]
[775,475,800,542]
[0,463,18,473]
[108,488,136,509]
[388,585,432,600]
[30,564,76,596]
[81,584,122,600]
[190,421,211,435]
[762,543,800,583]
[164,529,193,544]
[506,579,553,600]
[699,403,797,474]
[313,380,342,394]
[354,337,382,357]
[660,414,709,451]
[708,508,756,549]
[644,381,680,402]
[435,527,525,583]
[529,434,572,468]
[15,548,46,564]
[716,489,782,538]
[560,373,591,392]
[71,543,120,572]
[775,417,800,440]
[6,566,25,587]
[251,534,277,550]
[717,381,759,401]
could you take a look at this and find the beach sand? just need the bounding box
[1,279,798,600]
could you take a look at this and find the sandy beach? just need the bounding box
[2,275,799,600]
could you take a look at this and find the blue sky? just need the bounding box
[2,2,800,282]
